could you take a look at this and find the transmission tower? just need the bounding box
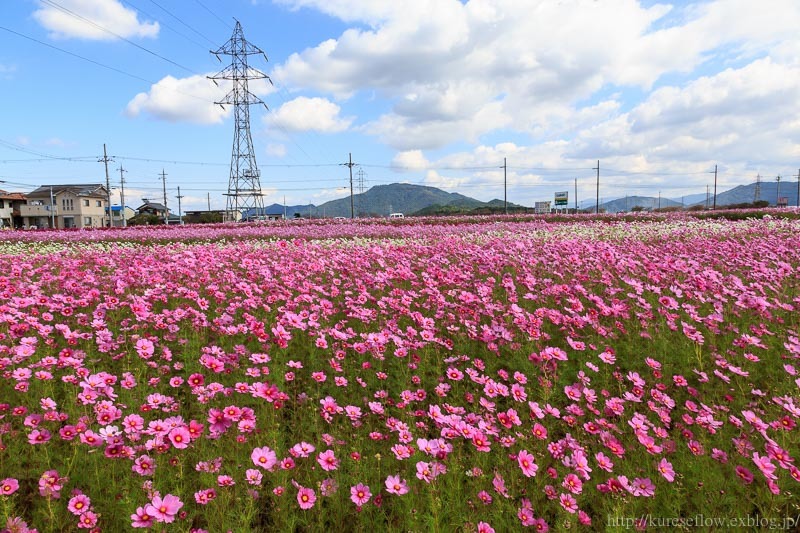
[754,173,761,203]
[209,20,271,221]
[356,168,366,217]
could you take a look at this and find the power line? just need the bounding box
[144,0,218,46]
[118,0,211,50]
[193,0,232,30]
[0,27,212,104]
[39,0,197,74]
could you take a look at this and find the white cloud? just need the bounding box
[571,57,800,167]
[266,143,287,157]
[0,64,16,79]
[125,75,230,124]
[272,0,800,154]
[391,150,429,171]
[266,96,353,133]
[33,0,159,40]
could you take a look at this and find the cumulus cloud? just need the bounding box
[391,150,429,171]
[571,58,800,167]
[125,74,273,124]
[272,0,800,154]
[33,0,159,40]
[266,97,353,133]
[266,143,287,157]
[125,75,230,124]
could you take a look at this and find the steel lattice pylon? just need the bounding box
[209,21,271,221]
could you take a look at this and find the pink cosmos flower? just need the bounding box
[130,506,153,528]
[630,477,656,497]
[77,510,98,529]
[67,493,92,515]
[735,465,754,484]
[194,488,217,505]
[168,426,191,449]
[562,473,583,494]
[28,428,51,445]
[350,483,372,506]
[477,522,495,533]
[133,455,155,476]
[385,475,409,496]
[559,493,578,513]
[245,469,263,485]
[0,478,19,496]
[145,494,183,523]
[317,449,339,471]
[658,458,675,482]
[297,486,316,510]
[517,449,538,477]
[251,446,277,470]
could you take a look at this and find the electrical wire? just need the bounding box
[39,0,198,74]
[0,27,214,104]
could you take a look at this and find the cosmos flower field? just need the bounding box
[0,214,798,532]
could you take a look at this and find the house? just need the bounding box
[183,210,226,224]
[136,201,168,221]
[111,205,136,227]
[19,184,109,229]
[0,191,27,229]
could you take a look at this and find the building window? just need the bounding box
[61,198,74,211]
[0,200,4,209]
[96,200,102,207]
[84,217,92,226]
[84,199,90,207]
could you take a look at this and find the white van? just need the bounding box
[389,213,404,219]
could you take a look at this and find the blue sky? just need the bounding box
[1,0,799,212]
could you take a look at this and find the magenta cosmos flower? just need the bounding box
[0,478,19,496]
[251,446,277,470]
[130,506,153,528]
[297,486,316,510]
[517,450,538,477]
[145,494,183,523]
[385,475,409,496]
[350,483,372,506]
[168,426,191,449]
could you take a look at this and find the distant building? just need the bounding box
[111,205,136,227]
[136,201,169,221]
[0,191,27,229]
[19,184,108,229]
[182,210,226,224]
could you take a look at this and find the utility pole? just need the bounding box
[283,195,286,220]
[176,186,184,225]
[209,21,270,223]
[341,153,356,219]
[99,144,113,227]
[356,167,366,217]
[776,175,781,207]
[796,169,799,208]
[503,157,507,215]
[754,173,761,203]
[207,192,211,211]
[160,169,168,223]
[574,178,578,213]
[706,185,709,209]
[712,164,718,210]
[118,166,127,227]
[593,160,600,214]
[49,186,56,229]
[658,191,661,210]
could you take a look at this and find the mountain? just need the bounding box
[669,193,707,205]
[690,181,799,207]
[598,196,682,213]
[315,183,487,218]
